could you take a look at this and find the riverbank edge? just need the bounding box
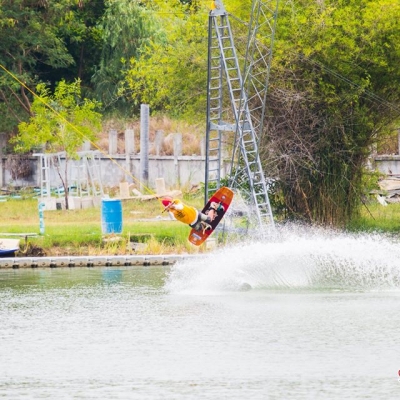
[0,254,198,269]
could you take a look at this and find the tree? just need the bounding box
[91,0,161,115]
[125,0,400,226]
[13,79,102,209]
[124,0,209,119]
[0,0,104,131]
[123,0,266,120]
[262,0,400,225]
[0,0,74,125]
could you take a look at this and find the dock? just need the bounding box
[0,254,194,269]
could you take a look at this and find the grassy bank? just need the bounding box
[346,201,400,233]
[1,194,400,257]
[0,194,206,256]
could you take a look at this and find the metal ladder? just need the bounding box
[70,158,85,196]
[37,153,51,198]
[84,151,104,197]
[71,151,104,197]
[205,0,275,228]
[34,153,64,198]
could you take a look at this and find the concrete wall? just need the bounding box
[3,153,400,191]
[102,154,208,190]
[0,156,38,188]
[0,154,212,192]
[374,155,400,176]
[0,125,216,192]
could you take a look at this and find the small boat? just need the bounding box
[0,239,20,257]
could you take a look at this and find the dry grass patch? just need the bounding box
[97,115,204,156]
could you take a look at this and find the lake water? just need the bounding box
[1,227,400,399]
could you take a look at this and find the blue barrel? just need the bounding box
[101,199,123,234]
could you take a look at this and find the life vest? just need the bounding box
[169,199,198,225]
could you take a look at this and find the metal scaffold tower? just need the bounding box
[205,0,279,229]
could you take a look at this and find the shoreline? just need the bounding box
[0,254,196,269]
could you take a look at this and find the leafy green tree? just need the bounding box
[125,0,400,226]
[124,0,209,119]
[92,0,161,114]
[38,0,105,93]
[263,0,400,225]
[0,1,74,124]
[14,79,102,209]
[124,0,267,120]
[0,0,104,131]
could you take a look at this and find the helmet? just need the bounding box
[161,196,173,207]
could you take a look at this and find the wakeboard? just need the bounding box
[188,186,234,246]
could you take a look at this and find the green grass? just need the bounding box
[2,194,400,256]
[0,194,206,256]
[346,202,400,233]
